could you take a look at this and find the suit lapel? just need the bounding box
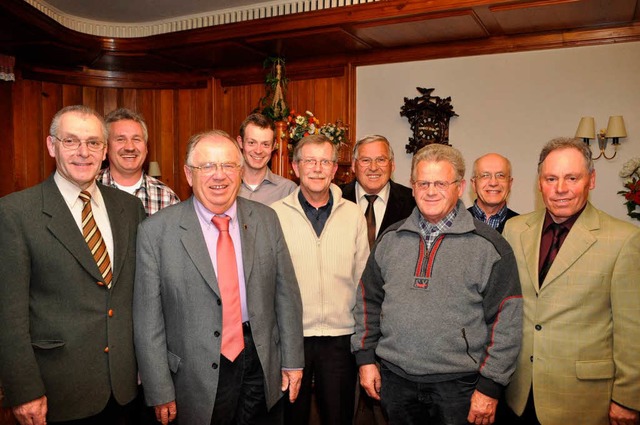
[100,185,128,286]
[179,198,219,296]
[522,211,544,293]
[541,203,598,289]
[237,199,257,283]
[42,177,105,283]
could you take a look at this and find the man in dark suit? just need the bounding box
[468,153,518,233]
[133,130,304,425]
[341,135,415,247]
[0,105,146,425]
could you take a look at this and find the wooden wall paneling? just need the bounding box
[82,86,98,111]
[156,89,178,194]
[62,84,83,106]
[102,87,118,116]
[14,79,45,190]
[0,82,15,197]
[121,88,138,110]
[176,89,195,200]
[40,81,62,179]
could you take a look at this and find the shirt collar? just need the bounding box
[418,203,458,236]
[54,171,103,210]
[471,200,508,221]
[542,204,585,233]
[193,196,238,228]
[355,180,391,205]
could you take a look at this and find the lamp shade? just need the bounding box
[148,161,161,177]
[575,117,595,139]
[605,116,627,138]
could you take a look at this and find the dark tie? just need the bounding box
[79,191,112,289]
[211,215,244,361]
[539,223,567,286]
[364,194,378,248]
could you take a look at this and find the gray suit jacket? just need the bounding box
[133,196,304,425]
[0,175,145,422]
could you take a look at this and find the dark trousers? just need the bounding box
[49,395,135,425]
[497,390,540,425]
[211,322,280,425]
[284,335,356,425]
[380,364,477,425]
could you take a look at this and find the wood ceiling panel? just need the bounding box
[246,28,372,59]
[157,41,266,70]
[491,0,637,34]
[351,11,489,47]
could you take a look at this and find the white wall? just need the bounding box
[356,41,640,225]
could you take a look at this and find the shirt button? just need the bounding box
[535,324,542,331]
[104,346,109,353]
[530,356,534,362]
[214,331,220,338]
[211,363,218,369]
[108,309,114,317]
[217,299,221,306]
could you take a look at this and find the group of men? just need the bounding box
[0,104,638,425]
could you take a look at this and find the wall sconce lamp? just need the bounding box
[148,161,162,177]
[575,116,627,160]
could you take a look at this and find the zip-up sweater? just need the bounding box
[271,184,369,337]
[352,201,523,398]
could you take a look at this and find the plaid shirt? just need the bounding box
[417,205,457,251]
[469,201,508,230]
[97,168,180,216]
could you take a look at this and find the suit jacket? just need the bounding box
[133,196,304,425]
[341,180,416,237]
[502,203,640,424]
[0,175,145,422]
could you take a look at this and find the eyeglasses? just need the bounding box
[187,162,241,176]
[299,158,335,168]
[412,180,459,191]
[51,135,105,152]
[356,157,391,167]
[473,172,510,182]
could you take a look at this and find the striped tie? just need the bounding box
[79,191,112,289]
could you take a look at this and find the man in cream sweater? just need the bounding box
[271,134,369,425]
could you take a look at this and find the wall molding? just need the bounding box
[25,0,379,38]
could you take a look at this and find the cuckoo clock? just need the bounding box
[400,87,458,154]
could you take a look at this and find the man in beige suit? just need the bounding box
[503,137,640,425]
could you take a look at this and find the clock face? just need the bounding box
[417,116,442,141]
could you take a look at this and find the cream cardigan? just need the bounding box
[271,184,369,337]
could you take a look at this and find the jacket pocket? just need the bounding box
[575,360,614,380]
[167,350,182,373]
[31,340,65,350]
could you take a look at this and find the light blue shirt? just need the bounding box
[193,198,248,322]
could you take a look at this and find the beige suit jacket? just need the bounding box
[503,203,640,424]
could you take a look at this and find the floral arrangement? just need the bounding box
[618,157,640,221]
[287,110,320,143]
[319,121,347,146]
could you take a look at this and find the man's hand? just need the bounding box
[12,396,47,425]
[154,400,177,425]
[281,369,303,402]
[467,390,497,425]
[359,364,382,401]
[609,402,640,425]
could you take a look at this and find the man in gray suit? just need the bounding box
[133,130,304,425]
[0,105,146,425]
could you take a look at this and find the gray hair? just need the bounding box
[292,134,338,162]
[49,105,107,142]
[537,137,594,175]
[185,129,244,166]
[411,144,465,182]
[105,108,149,143]
[352,134,394,160]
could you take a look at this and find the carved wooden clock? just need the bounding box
[400,87,458,154]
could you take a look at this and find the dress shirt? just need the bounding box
[417,205,457,251]
[299,190,333,237]
[239,168,297,205]
[538,208,583,276]
[469,201,508,230]
[193,198,249,322]
[54,172,114,265]
[355,181,390,238]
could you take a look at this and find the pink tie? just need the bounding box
[211,215,244,361]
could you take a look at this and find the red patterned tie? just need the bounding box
[211,215,244,361]
[79,191,112,289]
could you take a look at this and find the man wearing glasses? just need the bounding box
[271,134,369,425]
[468,153,518,233]
[97,108,180,217]
[341,135,415,249]
[133,130,304,425]
[352,144,522,425]
[0,105,146,425]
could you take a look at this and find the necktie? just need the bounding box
[211,215,244,361]
[79,191,112,289]
[539,223,567,286]
[364,194,378,248]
